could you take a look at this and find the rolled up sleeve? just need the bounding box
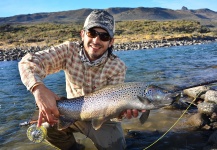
[18,41,71,90]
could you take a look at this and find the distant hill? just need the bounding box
[0,6,217,25]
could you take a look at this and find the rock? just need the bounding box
[186,113,210,128]
[210,112,217,122]
[182,6,188,11]
[198,102,217,115]
[0,46,46,61]
[183,86,210,99]
[205,90,217,103]
[210,121,217,130]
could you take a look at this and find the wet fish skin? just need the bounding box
[56,82,180,130]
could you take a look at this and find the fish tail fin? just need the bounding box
[139,110,150,124]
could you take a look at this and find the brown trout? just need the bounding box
[56,82,180,130]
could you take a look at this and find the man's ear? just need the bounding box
[80,30,85,41]
[109,38,114,47]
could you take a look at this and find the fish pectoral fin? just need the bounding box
[139,110,150,124]
[58,116,74,130]
[92,117,107,130]
[137,95,151,105]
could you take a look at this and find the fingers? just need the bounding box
[37,112,43,127]
[132,109,139,118]
[52,108,60,118]
[120,109,147,119]
[37,111,50,127]
[140,109,146,113]
[33,85,60,127]
[126,109,132,119]
[37,108,59,127]
[121,109,139,119]
[45,112,58,126]
[126,109,138,118]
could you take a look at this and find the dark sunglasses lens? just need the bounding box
[87,30,97,38]
[86,30,110,41]
[100,33,110,41]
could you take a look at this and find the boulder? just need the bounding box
[205,90,217,103]
[183,86,210,99]
[186,113,210,128]
[198,102,217,115]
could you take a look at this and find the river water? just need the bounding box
[0,42,217,150]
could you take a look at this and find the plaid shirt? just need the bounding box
[18,41,126,98]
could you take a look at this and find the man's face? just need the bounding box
[81,27,114,61]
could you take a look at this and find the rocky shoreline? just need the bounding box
[168,85,217,148]
[0,37,217,61]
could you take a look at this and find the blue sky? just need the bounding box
[1,0,217,17]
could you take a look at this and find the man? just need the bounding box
[19,10,141,150]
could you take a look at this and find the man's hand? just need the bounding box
[32,84,60,127]
[118,109,146,119]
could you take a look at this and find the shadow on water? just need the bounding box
[125,130,214,150]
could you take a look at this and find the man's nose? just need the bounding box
[92,34,101,42]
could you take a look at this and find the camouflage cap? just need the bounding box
[83,10,115,38]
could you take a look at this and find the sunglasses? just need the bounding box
[85,29,111,41]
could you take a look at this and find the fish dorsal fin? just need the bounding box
[137,95,151,105]
[92,117,107,130]
[139,110,150,124]
[58,116,74,130]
